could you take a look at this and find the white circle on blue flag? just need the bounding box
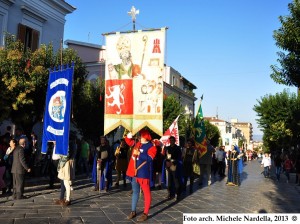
[48,91,67,123]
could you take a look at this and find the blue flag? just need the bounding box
[41,65,74,156]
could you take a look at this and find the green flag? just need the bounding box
[192,95,207,157]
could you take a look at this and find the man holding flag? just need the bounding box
[191,95,215,186]
[198,140,215,186]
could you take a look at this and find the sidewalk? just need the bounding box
[0,159,299,223]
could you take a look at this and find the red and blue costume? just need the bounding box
[125,130,156,218]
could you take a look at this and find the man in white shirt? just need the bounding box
[261,153,271,178]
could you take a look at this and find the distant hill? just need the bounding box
[253,134,263,142]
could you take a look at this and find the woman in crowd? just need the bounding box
[226,145,243,186]
[54,138,76,206]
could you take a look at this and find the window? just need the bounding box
[0,14,4,46]
[0,5,8,47]
[18,23,39,52]
[172,75,179,87]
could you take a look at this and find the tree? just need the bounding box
[0,34,88,135]
[72,78,104,142]
[0,34,36,125]
[204,120,221,147]
[163,94,184,134]
[238,139,244,148]
[271,0,300,88]
[253,90,300,152]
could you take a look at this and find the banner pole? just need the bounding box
[195,94,204,118]
[60,39,63,70]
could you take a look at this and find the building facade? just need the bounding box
[205,116,253,151]
[164,66,197,117]
[0,0,75,51]
[64,39,106,82]
[205,117,232,151]
[230,118,253,146]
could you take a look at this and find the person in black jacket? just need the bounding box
[164,136,183,200]
[95,136,112,192]
[11,138,31,199]
[114,138,129,188]
[3,142,14,194]
[47,142,60,189]
[0,147,6,195]
[274,152,283,182]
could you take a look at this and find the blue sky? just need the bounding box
[64,0,296,136]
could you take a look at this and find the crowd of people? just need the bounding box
[261,150,300,185]
[0,126,33,199]
[0,125,249,222]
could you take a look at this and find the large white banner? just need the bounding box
[104,28,166,136]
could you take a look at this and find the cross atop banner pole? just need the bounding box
[128,6,139,31]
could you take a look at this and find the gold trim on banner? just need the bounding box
[104,119,132,135]
[132,121,163,137]
[133,115,163,120]
[105,114,133,119]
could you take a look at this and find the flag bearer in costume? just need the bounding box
[92,136,112,192]
[114,138,129,188]
[125,129,157,222]
[163,136,183,200]
[182,138,200,193]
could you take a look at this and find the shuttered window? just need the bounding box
[18,23,39,52]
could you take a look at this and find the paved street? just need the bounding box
[0,159,300,224]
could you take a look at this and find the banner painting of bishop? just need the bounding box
[104,28,166,136]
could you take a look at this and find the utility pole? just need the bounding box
[127,6,139,31]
